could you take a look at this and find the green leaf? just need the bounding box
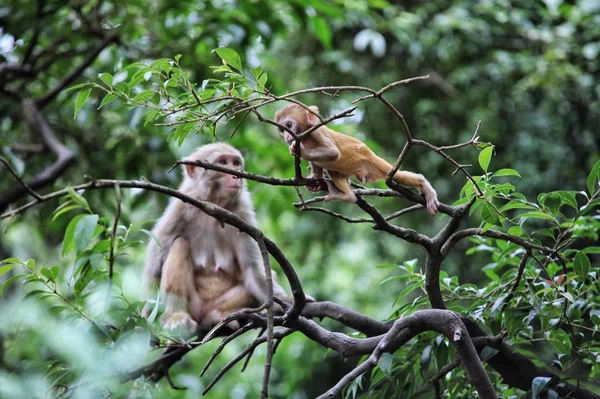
[508,226,522,236]
[67,186,89,208]
[64,83,93,93]
[74,88,91,118]
[586,158,600,195]
[573,251,591,282]
[74,214,99,253]
[309,16,332,49]
[478,146,494,172]
[98,73,113,86]
[98,93,117,109]
[490,294,508,317]
[558,191,578,210]
[0,264,16,277]
[532,376,552,398]
[519,211,558,224]
[52,204,83,222]
[132,90,154,103]
[258,72,268,88]
[480,203,501,225]
[499,201,537,212]
[492,168,521,178]
[0,274,23,297]
[214,48,242,71]
[62,214,86,256]
[378,352,393,374]
[549,328,571,353]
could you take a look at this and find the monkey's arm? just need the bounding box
[141,201,182,304]
[291,133,340,162]
[308,162,324,179]
[159,237,198,335]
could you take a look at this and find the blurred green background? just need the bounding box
[0,0,599,398]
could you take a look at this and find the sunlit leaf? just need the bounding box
[478,146,494,172]
[74,88,91,118]
[214,48,242,71]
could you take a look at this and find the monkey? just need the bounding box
[275,103,439,216]
[142,143,304,337]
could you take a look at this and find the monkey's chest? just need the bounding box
[185,224,239,274]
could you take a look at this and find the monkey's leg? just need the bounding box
[160,237,199,337]
[392,171,439,216]
[202,285,254,330]
[324,171,357,203]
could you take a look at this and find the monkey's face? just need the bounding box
[206,152,244,195]
[276,116,301,145]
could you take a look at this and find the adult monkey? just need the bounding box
[142,143,303,337]
[275,103,439,215]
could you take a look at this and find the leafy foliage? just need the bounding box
[0,1,599,398]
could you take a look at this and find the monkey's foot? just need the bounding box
[426,197,440,216]
[324,193,357,203]
[305,175,327,192]
[161,311,198,339]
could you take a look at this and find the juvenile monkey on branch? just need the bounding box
[275,103,439,215]
[142,143,304,337]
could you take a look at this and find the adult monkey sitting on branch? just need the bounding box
[275,103,439,215]
[142,143,308,337]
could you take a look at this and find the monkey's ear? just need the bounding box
[306,106,320,126]
[184,164,197,178]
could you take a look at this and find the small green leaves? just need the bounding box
[549,329,572,354]
[478,145,494,172]
[214,48,242,71]
[74,88,91,118]
[573,251,591,282]
[587,158,600,195]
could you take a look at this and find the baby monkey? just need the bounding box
[275,104,439,215]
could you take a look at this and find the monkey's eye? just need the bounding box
[218,158,227,165]
[286,122,293,129]
[233,159,241,167]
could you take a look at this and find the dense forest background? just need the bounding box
[0,1,599,398]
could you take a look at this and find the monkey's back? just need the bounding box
[318,130,381,177]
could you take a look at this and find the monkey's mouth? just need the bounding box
[223,185,241,192]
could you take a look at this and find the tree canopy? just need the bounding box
[1,1,599,398]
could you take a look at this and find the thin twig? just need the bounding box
[0,156,43,200]
[108,183,121,280]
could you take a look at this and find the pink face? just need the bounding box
[211,153,243,193]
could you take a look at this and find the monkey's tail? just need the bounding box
[372,156,424,190]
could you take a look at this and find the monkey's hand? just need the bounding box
[288,142,297,155]
[161,311,198,339]
[305,173,326,192]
